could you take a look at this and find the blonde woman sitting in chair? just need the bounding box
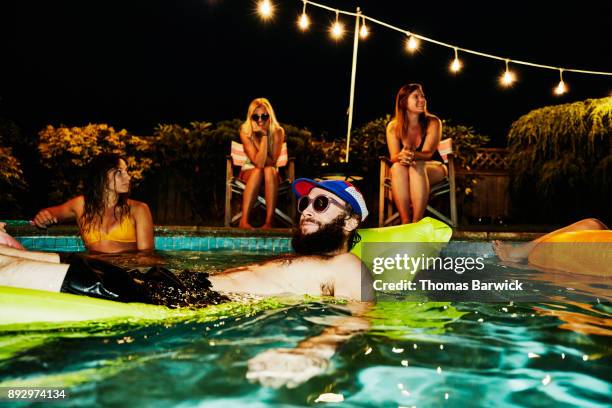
[238,97,286,229]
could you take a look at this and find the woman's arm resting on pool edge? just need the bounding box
[32,196,82,228]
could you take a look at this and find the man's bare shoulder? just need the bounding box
[330,252,363,270]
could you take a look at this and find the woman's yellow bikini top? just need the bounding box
[81,216,137,245]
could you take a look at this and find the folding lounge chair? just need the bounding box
[224,141,296,227]
[379,138,458,226]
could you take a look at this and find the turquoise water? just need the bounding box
[0,248,610,407]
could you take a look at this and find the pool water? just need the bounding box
[1,248,610,407]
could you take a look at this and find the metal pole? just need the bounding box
[344,7,360,163]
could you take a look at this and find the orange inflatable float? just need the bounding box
[528,230,612,276]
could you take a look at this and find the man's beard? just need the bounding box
[291,214,348,256]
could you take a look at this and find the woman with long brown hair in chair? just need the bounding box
[386,83,448,224]
[238,97,286,229]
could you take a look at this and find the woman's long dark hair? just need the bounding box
[81,153,130,233]
[393,83,430,146]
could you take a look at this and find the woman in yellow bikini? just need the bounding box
[33,154,154,253]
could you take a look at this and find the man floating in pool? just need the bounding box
[208,178,374,301]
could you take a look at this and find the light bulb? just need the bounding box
[360,23,369,38]
[406,35,419,52]
[555,80,567,95]
[500,61,516,86]
[331,20,344,39]
[257,0,273,20]
[298,13,309,30]
[450,49,462,73]
[554,70,567,95]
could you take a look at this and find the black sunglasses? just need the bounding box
[298,194,346,214]
[251,113,270,122]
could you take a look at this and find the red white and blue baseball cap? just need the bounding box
[292,178,369,221]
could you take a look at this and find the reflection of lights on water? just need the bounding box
[392,347,404,353]
[542,374,552,386]
[437,366,442,374]
[413,343,418,349]
[528,352,540,358]
[401,360,409,366]
[583,355,589,361]
[440,344,444,350]
[364,347,372,355]
[561,353,566,359]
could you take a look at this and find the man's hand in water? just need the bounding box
[246,347,333,389]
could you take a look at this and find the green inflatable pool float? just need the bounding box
[1,217,452,326]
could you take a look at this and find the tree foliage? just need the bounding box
[507,97,612,222]
[0,119,27,214]
[38,124,154,202]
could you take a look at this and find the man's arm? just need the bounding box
[246,301,373,388]
[244,254,375,388]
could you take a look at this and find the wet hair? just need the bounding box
[392,83,431,145]
[81,153,130,234]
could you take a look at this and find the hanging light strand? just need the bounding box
[295,0,612,77]
[450,47,462,72]
[555,69,567,95]
[330,9,344,39]
[298,0,310,30]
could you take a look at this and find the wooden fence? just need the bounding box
[455,148,510,223]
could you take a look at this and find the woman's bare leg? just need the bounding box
[262,166,279,229]
[409,161,429,223]
[426,161,447,186]
[390,163,412,224]
[239,168,263,229]
[493,218,608,262]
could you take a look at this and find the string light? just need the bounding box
[257,1,612,95]
[257,0,274,20]
[500,59,516,87]
[298,1,310,30]
[555,69,567,95]
[330,10,344,40]
[405,34,419,52]
[450,48,462,73]
[359,16,369,39]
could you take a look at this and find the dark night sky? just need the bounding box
[2,0,611,146]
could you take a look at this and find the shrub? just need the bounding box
[507,97,612,222]
[38,124,154,202]
[0,119,27,214]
